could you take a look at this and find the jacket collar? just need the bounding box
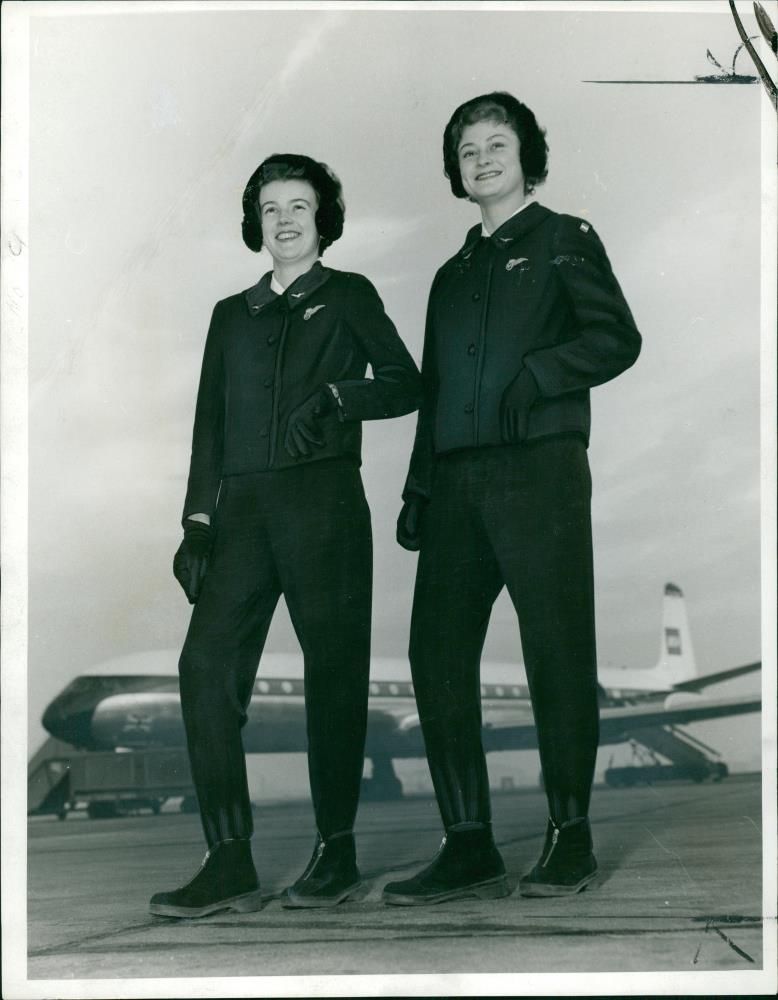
[457,201,552,259]
[244,260,333,315]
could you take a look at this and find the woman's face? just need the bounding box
[457,119,525,207]
[259,179,320,270]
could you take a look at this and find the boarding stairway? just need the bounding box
[604,724,729,787]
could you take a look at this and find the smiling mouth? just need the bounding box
[276,231,300,242]
[475,170,502,181]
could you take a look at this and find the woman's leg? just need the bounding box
[485,439,599,825]
[269,461,373,841]
[179,476,282,848]
[408,455,503,830]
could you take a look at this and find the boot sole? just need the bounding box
[518,870,599,897]
[149,888,264,918]
[382,875,510,907]
[281,881,368,909]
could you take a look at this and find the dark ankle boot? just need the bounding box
[519,816,598,896]
[149,839,262,917]
[382,823,509,906]
[282,831,365,909]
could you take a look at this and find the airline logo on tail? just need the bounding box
[665,628,682,656]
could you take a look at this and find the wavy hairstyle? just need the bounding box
[241,153,345,253]
[442,92,549,199]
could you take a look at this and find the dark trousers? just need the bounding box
[409,438,600,829]
[179,460,372,848]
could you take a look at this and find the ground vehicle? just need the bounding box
[29,746,196,819]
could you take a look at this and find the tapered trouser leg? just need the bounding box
[179,475,281,848]
[409,455,503,828]
[482,439,599,824]
[409,439,600,829]
[268,462,372,839]
[179,461,372,847]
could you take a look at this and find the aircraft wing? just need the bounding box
[391,692,762,755]
[670,660,761,693]
[596,693,762,747]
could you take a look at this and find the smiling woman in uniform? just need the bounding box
[386,92,642,906]
[149,153,420,918]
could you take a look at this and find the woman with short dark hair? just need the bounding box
[442,91,549,199]
[150,153,420,918]
[241,153,346,253]
[385,92,641,906]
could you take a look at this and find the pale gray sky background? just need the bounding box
[19,2,769,753]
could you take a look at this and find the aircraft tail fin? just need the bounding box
[655,582,698,686]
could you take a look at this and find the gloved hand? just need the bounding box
[173,519,213,604]
[396,495,428,552]
[284,387,336,459]
[500,366,540,443]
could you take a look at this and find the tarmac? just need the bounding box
[22,773,774,994]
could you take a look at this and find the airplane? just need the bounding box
[584,41,760,85]
[35,582,761,816]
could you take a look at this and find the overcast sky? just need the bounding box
[12,2,771,750]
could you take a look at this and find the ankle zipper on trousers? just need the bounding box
[542,826,560,868]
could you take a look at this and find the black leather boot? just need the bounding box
[149,839,262,918]
[382,823,509,906]
[519,816,598,896]
[282,831,366,909]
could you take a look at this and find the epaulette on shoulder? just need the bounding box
[557,213,597,237]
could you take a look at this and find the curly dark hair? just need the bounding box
[241,153,345,253]
[443,92,549,199]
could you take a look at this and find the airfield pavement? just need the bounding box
[22,773,771,992]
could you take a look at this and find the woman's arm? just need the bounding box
[182,303,225,523]
[328,274,422,422]
[401,272,441,503]
[523,218,642,397]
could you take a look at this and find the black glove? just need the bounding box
[396,495,428,552]
[173,520,213,604]
[284,387,336,459]
[500,366,540,443]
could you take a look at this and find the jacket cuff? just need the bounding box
[325,382,346,422]
[402,474,433,502]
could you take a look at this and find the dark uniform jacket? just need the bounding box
[184,261,421,521]
[404,202,642,500]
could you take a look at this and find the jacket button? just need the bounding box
[472,291,481,302]
[464,402,474,414]
[259,427,269,438]
[263,378,273,388]
[267,335,277,345]
[467,344,476,356]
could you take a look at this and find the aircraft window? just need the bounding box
[496,686,504,697]
[480,686,487,697]
[258,681,269,693]
[406,684,414,695]
[389,684,399,695]
[512,687,520,697]
[370,683,381,695]
[281,681,293,694]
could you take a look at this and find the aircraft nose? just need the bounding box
[41,701,96,749]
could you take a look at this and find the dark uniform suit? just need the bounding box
[181,261,420,848]
[403,201,641,829]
